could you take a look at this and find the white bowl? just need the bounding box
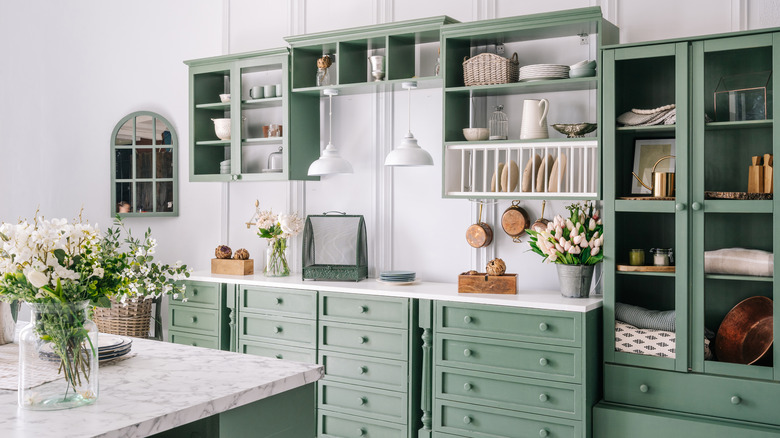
[569,68,597,78]
[463,128,489,141]
[212,118,231,140]
[219,94,231,103]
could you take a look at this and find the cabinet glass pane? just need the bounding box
[115,148,132,179]
[156,182,174,212]
[615,56,676,116]
[136,148,153,179]
[135,115,155,145]
[115,182,132,214]
[156,148,173,178]
[703,126,772,192]
[135,182,153,213]
[704,46,772,122]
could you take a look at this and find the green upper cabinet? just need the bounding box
[285,16,457,95]
[440,7,618,200]
[184,48,320,182]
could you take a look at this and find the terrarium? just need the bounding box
[302,213,367,281]
[713,71,772,121]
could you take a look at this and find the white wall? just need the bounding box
[1,1,779,298]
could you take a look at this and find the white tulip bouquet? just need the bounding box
[527,201,604,265]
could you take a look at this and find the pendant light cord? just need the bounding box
[328,93,333,144]
[407,86,412,133]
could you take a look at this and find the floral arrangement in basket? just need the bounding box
[526,201,604,265]
[255,208,304,277]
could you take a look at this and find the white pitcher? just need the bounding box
[520,98,549,140]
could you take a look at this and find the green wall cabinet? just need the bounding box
[168,280,235,351]
[600,28,780,434]
[184,48,320,182]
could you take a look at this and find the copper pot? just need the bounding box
[501,200,530,243]
[715,296,773,365]
[531,200,550,232]
[466,203,493,248]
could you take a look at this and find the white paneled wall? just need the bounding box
[1,0,779,293]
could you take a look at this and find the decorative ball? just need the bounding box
[233,248,250,260]
[486,258,506,276]
[215,245,232,259]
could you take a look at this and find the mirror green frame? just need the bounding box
[111,111,179,217]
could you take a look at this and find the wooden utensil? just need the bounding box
[466,202,493,248]
[501,200,530,242]
[764,153,773,194]
[748,155,764,193]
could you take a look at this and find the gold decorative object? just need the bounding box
[233,248,250,260]
[486,258,507,276]
[215,245,232,259]
[551,123,597,138]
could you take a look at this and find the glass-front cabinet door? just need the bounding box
[690,33,778,380]
[603,42,690,373]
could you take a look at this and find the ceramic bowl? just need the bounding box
[715,296,774,365]
[463,128,489,141]
[551,123,597,138]
[571,60,596,69]
[569,68,597,78]
[219,94,231,103]
[212,118,231,140]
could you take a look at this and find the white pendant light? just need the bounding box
[384,81,434,167]
[308,89,353,176]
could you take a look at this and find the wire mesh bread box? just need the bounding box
[302,213,368,281]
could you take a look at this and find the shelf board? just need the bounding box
[703,360,773,380]
[702,199,773,213]
[444,77,597,96]
[242,137,283,145]
[615,125,676,133]
[445,191,597,200]
[614,199,676,213]
[195,140,231,146]
[705,119,773,130]
[445,138,597,150]
[195,102,231,110]
[615,269,676,278]
[704,274,773,282]
[292,76,441,95]
[243,97,283,109]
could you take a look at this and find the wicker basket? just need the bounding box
[463,52,519,86]
[93,298,152,338]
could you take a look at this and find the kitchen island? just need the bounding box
[0,335,323,438]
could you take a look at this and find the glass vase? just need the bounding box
[18,300,98,410]
[265,237,290,277]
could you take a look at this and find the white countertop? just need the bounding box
[188,270,603,313]
[0,337,323,438]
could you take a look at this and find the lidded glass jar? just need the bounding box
[267,146,283,171]
[489,105,508,140]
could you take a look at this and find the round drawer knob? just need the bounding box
[692,202,702,211]
[464,315,473,324]
[539,393,549,402]
[359,336,368,344]
[731,396,742,405]
[463,349,473,357]
[463,416,472,424]
[273,326,282,334]
[539,322,548,332]
[357,427,366,436]
[358,366,368,374]
[190,316,198,323]
[675,203,685,211]
[463,383,473,391]
[359,305,368,313]
[275,354,283,359]
[639,384,649,393]
[539,428,549,437]
[275,297,283,305]
[358,396,367,405]
[539,357,548,366]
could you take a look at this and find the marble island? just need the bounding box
[0,336,323,438]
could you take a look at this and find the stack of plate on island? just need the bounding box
[98,334,133,362]
[378,271,417,285]
[518,64,570,82]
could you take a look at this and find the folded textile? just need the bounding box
[615,320,676,358]
[616,104,677,126]
[704,248,773,277]
[615,302,675,331]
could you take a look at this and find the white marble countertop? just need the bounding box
[0,337,323,438]
[188,270,603,312]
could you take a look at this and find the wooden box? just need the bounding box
[458,273,517,294]
[211,259,254,276]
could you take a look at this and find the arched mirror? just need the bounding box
[111,111,178,217]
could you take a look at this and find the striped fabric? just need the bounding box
[615,321,675,358]
[615,302,675,332]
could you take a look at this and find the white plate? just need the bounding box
[376,278,419,286]
[519,76,567,82]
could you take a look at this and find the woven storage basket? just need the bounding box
[93,297,152,338]
[463,52,519,86]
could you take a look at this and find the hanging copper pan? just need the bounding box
[501,200,530,242]
[466,202,493,248]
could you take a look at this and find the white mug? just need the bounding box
[249,86,263,99]
[264,85,275,98]
[520,98,549,140]
[275,84,283,97]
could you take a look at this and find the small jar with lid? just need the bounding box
[267,146,283,172]
[650,248,673,266]
[489,105,508,140]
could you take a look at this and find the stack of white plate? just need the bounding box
[377,271,417,285]
[518,64,570,82]
[219,159,231,174]
[98,335,133,362]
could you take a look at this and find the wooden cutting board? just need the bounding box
[616,264,675,272]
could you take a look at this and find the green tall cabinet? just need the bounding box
[597,28,780,436]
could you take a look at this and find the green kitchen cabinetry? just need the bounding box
[184,48,319,182]
[440,7,618,200]
[599,28,779,435]
[168,280,236,351]
[425,301,601,438]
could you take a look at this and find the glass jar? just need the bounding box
[265,237,290,277]
[19,301,98,410]
[629,249,645,266]
[267,146,283,171]
[650,248,673,266]
[489,105,508,140]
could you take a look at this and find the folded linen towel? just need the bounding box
[615,302,675,332]
[704,248,773,277]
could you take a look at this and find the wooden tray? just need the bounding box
[211,258,254,275]
[617,264,675,273]
[618,196,675,201]
[705,191,773,200]
[458,273,517,294]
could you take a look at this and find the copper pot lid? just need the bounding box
[715,296,773,365]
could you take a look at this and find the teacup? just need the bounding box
[275,84,283,97]
[249,86,263,99]
[264,85,275,98]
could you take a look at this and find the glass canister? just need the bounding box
[267,146,283,171]
[650,248,673,266]
[489,105,508,140]
[19,301,98,410]
[629,249,645,266]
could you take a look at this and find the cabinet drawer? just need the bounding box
[169,306,219,336]
[239,286,316,319]
[169,331,219,350]
[320,292,408,328]
[170,281,221,309]
[436,366,580,420]
[320,351,407,392]
[319,381,408,424]
[319,409,407,438]
[240,340,316,363]
[605,364,780,426]
[241,314,316,348]
[437,334,579,383]
[437,302,580,347]
[320,322,408,360]
[435,399,578,438]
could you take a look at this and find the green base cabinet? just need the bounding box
[168,280,234,351]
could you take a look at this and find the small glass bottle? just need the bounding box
[489,105,508,140]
